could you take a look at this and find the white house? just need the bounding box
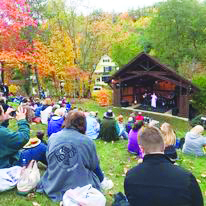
[94,55,119,86]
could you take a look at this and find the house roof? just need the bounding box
[111,52,199,91]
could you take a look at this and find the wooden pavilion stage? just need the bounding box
[109,52,199,119]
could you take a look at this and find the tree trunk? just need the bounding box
[24,64,32,96]
[34,65,41,99]
[0,62,4,84]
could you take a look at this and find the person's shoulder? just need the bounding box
[0,125,11,136]
[170,163,193,178]
[126,164,141,177]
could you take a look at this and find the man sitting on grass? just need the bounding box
[0,106,30,169]
[124,126,203,206]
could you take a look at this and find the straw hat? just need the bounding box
[23,138,41,149]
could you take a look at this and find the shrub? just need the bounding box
[92,89,112,106]
[9,84,20,95]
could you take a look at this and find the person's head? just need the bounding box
[133,121,143,131]
[190,125,204,135]
[43,98,52,105]
[64,111,86,134]
[138,112,142,116]
[54,108,64,117]
[52,104,60,113]
[104,109,115,119]
[138,126,164,155]
[36,131,44,140]
[128,117,133,123]
[21,105,35,123]
[90,111,97,118]
[22,97,29,104]
[160,122,176,146]
[0,97,6,104]
[117,115,124,123]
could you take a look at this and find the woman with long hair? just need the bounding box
[160,122,177,162]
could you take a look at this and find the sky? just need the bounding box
[68,0,204,14]
[87,0,165,12]
[73,0,166,14]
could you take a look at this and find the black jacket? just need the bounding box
[124,154,203,206]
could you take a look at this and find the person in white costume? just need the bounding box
[151,92,157,109]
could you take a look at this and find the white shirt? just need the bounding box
[151,94,157,108]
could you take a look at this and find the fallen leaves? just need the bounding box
[32,202,41,206]
[27,193,36,200]
[201,174,206,178]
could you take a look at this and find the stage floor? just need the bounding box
[135,104,174,114]
[119,104,188,121]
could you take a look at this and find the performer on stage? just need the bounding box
[151,92,157,111]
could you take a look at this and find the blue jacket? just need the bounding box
[0,119,30,169]
[20,142,47,165]
[47,116,64,137]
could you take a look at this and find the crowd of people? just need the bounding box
[0,95,205,206]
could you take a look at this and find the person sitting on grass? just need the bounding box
[85,111,100,140]
[124,126,204,206]
[99,109,120,142]
[125,116,134,134]
[37,111,105,202]
[160,122,177,162]
[0,106,30,169]
[19,131,47,166]
[182,125,206,156]
[47,108,64,137]
[127,121,143,158]
[117,115,128,140]
[135,111,144,122]
[40,98,53,124]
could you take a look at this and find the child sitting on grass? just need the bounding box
[19,131,47,166]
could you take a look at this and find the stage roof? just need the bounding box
[111,52,199,91]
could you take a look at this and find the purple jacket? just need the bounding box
[128,129,143,158]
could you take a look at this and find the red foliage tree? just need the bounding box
[0,0,37,52]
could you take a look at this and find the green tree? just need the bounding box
[146,0,206,68]
[192,74,206,113]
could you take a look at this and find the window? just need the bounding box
[103,59,110,62]
[104,66,112,73]
[102,76,110,82]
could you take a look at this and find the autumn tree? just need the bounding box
[111,11,153,67]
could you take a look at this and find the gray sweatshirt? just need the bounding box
[182,132,206,156]
[37,128,100,202]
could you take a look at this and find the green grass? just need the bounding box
[1,99,206,206]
